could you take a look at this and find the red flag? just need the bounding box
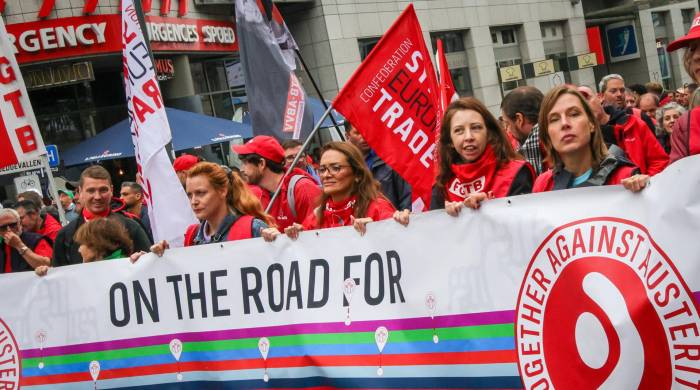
[436,39,458,116]
[333,4,439,211]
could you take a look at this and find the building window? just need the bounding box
[450,67,473,97]
[358,37,380,61]
[190,58,246,120]
[683,9,695,32]
[491,27,518,46]
[652,12,665,28]
[501,29,516,44]
[430,31,465,53]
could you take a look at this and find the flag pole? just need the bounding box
[294,49,345,141]
[265,103,334,214]
[41,154,67,225]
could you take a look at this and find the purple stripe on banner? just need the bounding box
[22,309,515,358]
[695,291,700,305]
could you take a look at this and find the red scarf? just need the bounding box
[445,144,498,202]
[320,196,356,228]
[82,207,110,221]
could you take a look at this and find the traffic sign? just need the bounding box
[46,145,59,168]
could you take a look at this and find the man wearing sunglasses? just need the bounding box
[0,208,52,273]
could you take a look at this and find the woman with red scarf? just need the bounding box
[262,142,395,240]
[430,97,534,215]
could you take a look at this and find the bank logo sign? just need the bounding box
[605,21,640,63]
[516,218,700,388]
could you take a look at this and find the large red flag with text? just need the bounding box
[333,4,439,211]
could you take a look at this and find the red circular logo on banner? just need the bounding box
[0,318,20,388]
[515,218,700,389]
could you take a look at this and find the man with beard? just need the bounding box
[234,136,321,230]
[52,166,152,266]
[120,181,152,240]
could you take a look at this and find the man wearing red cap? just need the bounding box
[233,136,321,230]
[667,12,700,162]
[173,154,201,187]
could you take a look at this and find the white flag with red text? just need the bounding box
[122,0,196,246]
[0,17,46,169]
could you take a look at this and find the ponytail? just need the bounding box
[227,170,276,227]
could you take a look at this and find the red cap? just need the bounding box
[232,136,285,164]
[668,12,700,52]
[173,154,199,172]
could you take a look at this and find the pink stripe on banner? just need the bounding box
[22,310,515,358]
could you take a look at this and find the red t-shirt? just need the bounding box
[269,169,321,230]
[38,214,61,241]
[34,240,53,258]
[302,196,395,230]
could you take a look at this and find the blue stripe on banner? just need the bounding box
[23,337,515,377]
[115,376,525,389]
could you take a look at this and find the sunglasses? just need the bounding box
[0,222,19,232]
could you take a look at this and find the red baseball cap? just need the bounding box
[173,154,199,172]
[668,12,700,52]
[232,136,285,164]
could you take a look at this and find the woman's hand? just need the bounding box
[35,265,49,276]
[445,201,464,217]
[284,223,304,240]
[393,209,410,226]
[621,174,650,193]
[463,192,490,209]
[350,216,373,236]
[261,227,281,242]
[150,240,170,257]
[129,251,146,263]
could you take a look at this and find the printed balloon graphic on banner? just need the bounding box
[515,218,700,389]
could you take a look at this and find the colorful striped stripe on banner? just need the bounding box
[20,310,521,388]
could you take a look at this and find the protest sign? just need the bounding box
[0,17,46,169]
[1,156,699,388]
[122,0,196,245]
[334,5,440,211]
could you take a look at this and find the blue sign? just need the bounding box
[46,145,59,168]
[605,21,640,63]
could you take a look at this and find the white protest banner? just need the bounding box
[0,18,46,169]
[122,0,196,245]
[1,157,699,388]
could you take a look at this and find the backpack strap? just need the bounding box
[286,175,305,220]
[226,215,255,241]
[184,224,199,247]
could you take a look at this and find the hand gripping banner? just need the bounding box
[1,157,699,388]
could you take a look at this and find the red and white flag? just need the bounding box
[435,39,458,117]
[0,17,46,169]
[122,0,196,245]
[333,5,439,211]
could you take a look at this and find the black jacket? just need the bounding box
[52,199,152,267]
[1,232,50,273]
[367,153,412,211]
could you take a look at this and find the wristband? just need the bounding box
[18,246,29,255]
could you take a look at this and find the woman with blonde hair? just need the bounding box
[533,85,648,192]
[149,162,273,255]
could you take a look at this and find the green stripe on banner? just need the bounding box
[22,323,514,368]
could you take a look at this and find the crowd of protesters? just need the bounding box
[1,18,700,275]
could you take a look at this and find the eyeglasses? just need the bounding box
[0,222,19,232]
[317,164,350,176]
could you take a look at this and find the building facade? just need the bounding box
[583,0,698,92]
[282,0,597,114]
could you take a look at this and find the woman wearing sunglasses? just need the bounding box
[263,142,395,240]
